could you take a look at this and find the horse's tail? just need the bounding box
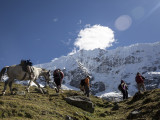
[0,66,9,81]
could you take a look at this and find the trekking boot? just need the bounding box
[55,88,58,93]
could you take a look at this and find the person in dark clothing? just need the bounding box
[118,80,128,100]
[80,79,85,93]
[53,69,64,93]
[84,76,90,97]
[135,72,146,93]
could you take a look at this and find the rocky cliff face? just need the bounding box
[36,42,160,96]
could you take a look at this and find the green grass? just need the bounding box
[0,82,160,120]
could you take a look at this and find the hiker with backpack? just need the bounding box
[135,72,146,93]
[84,76,90,97]
[118,80,128,100]
[53,69,64,93]
[80,78,85,93]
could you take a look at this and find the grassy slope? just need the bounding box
[0,82,160,120]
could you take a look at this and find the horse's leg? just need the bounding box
[34,80,44,94]
[9,80,13,95]
[26,80,32,92]
[2,78,12,95]
[2,80,8,95]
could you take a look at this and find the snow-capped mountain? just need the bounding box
[35,42,160,97]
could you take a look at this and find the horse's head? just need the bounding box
[42,69,51,84]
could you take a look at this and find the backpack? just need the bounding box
[80,79,85,86]
[26,60,32,66]
[53,69,63,79]
[118,84,122,91]
[20,59,32,66]
[141,76,145,80]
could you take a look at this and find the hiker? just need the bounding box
[84,76,90,97]
[80,78,85,93]
[118,80,128,100]
[53,69,64,93]
[135,72,146,93]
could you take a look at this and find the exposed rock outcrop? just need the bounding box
[65,96,94,113]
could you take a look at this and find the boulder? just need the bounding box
[65,96,94,113]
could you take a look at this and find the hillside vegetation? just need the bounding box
[0,82,160,120]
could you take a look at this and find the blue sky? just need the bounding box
[0,0,160,69]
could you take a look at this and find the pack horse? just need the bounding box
[0,65,51,95]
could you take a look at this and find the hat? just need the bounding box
[121,80,124,83]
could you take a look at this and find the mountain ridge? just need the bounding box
[35,42,160,97]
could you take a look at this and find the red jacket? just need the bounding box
[135,75,144,83]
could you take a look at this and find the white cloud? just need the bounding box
[85,24,91,28]
[74,24,115,50]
